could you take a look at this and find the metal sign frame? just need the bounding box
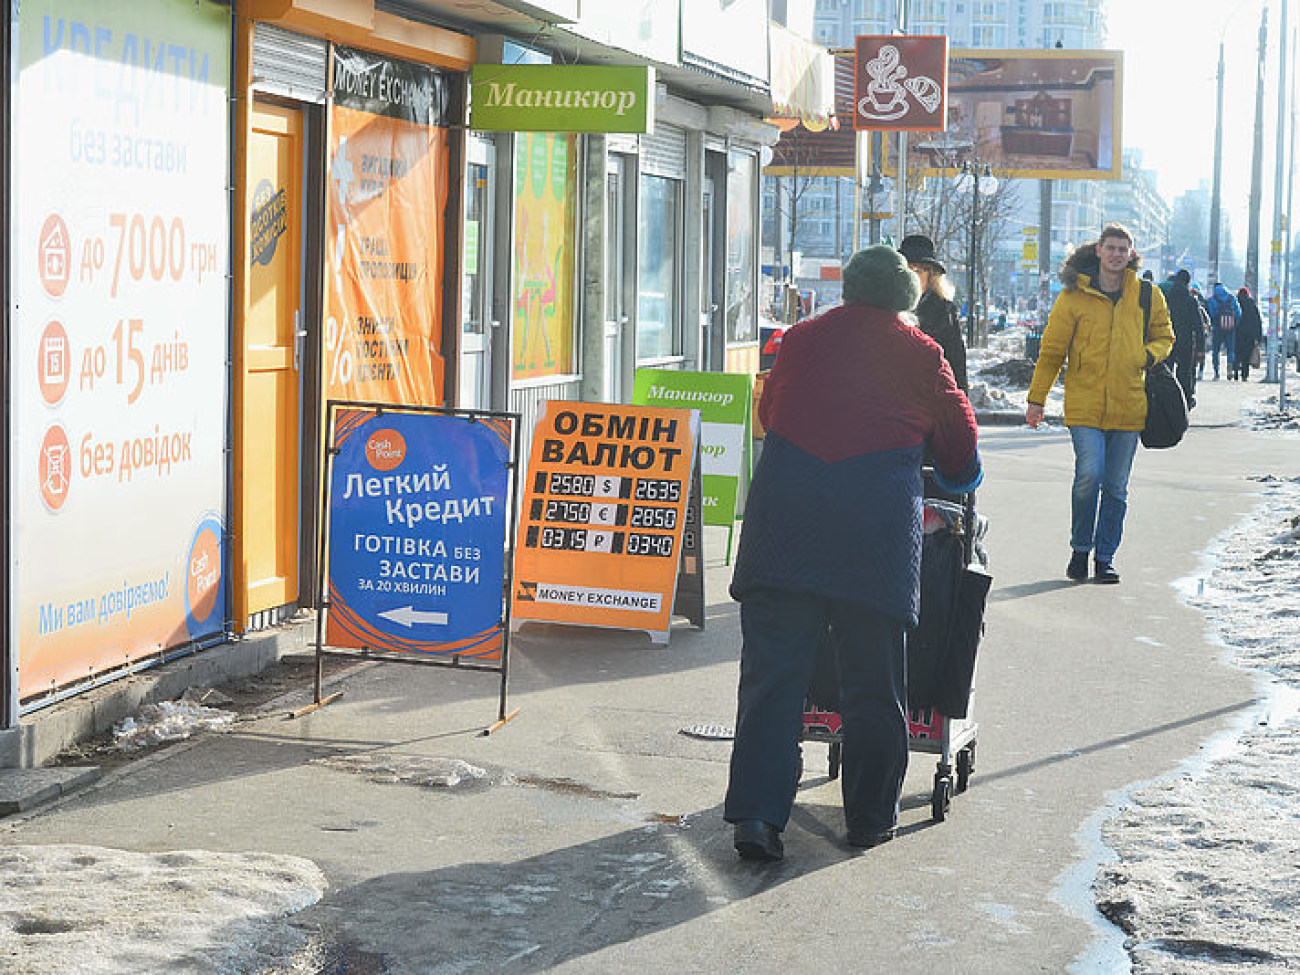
[313,401,522,733]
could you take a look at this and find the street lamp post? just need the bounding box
[960,161,997,347]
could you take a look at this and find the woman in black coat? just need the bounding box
[1235,287,1264,380]
[899,235,968,390]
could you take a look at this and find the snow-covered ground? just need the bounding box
[1089,473,1300,974]
[0,845,326,974]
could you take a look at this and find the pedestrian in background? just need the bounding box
[899,234,968,391]
[1206,282,1241,380]
[1234,287,1263,381]
[1191,284,1211,380]
[1159,269,1201,408]
[1025,224,1174,584]
[725,245,982,861]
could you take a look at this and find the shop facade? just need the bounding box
[2,0,829,753]
[452,0,782,440]
[1,0,478,740]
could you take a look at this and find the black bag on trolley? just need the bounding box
[906,501,991,719]
[806,500,991,720]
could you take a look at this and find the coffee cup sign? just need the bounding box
[854,35,949,131]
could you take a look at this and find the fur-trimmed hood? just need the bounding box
[1059,242,1142,291]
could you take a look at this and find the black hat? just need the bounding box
[898,234,946,275]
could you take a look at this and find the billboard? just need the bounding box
[10,0,231,699]
[901,50,1123,180]
[324,47,451,406]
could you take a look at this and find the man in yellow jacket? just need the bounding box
[1025,224,1174,584]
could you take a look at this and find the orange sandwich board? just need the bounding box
[512,401,700,643]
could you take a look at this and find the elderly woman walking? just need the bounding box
[724,246,982,861]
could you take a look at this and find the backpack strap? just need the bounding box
[1140,278,1152,340]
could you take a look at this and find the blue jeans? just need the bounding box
[1069,426,1140,564]
[724,590,907,835]
[1211,327,1235,376]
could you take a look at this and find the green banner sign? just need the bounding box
[470,64,655,133]
[633,370,751,527]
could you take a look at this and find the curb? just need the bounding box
[0,616,315,773]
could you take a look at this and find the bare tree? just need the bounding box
[903,161,1024,315]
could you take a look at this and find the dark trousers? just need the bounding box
[724,590,908,835]
[1169,348,1196,406]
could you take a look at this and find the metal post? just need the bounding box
[1246,6,1268,295]
[966,165,979,347]
[896,132,908,243]
[1039,179,1053,332]
[1282,24,1296,410]
[894,0,907,243]
[1208,41,1226,284]
[1267,0,1288,382]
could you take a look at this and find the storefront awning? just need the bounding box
[767,24,835,130]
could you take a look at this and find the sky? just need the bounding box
[1105,0,1288,254]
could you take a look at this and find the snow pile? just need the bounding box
[0,845,327,974]
[966,323,1062,417]
[1241,394,1300,434]
[1094,476,1300,973]
[113,701,236,753]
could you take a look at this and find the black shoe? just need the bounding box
[847,827,895,849]
[1067,550,1089,581]
[733,820,783,861]
[1094,560,1121,584]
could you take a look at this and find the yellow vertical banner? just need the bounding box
[512,133,578,379]
[325,47,450,406]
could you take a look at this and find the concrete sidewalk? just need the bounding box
[1,377,1292,973]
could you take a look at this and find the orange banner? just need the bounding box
[512,401,699,641]
[324,48,450,405]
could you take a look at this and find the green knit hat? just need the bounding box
[841,245,921,311]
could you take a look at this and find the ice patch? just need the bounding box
[113,700,236,752]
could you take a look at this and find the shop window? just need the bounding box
[726,152,758,343]
[637,174,682,361]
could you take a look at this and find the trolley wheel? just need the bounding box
[956,742,976,793]
[828,741,842,780]
[931,772,953,822]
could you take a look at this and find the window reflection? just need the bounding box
[637,174,681,360]
[725,152,756,343]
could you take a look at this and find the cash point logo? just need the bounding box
[187,527,221,625]
[365,429,407,471]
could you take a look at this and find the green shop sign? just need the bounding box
[633,369,752,530]
[470,64,655,133]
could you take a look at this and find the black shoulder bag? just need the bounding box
[1139,280,1189,449]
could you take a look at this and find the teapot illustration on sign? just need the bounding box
[858,44,942,122]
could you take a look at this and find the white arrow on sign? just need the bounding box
[378,606,449,628]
